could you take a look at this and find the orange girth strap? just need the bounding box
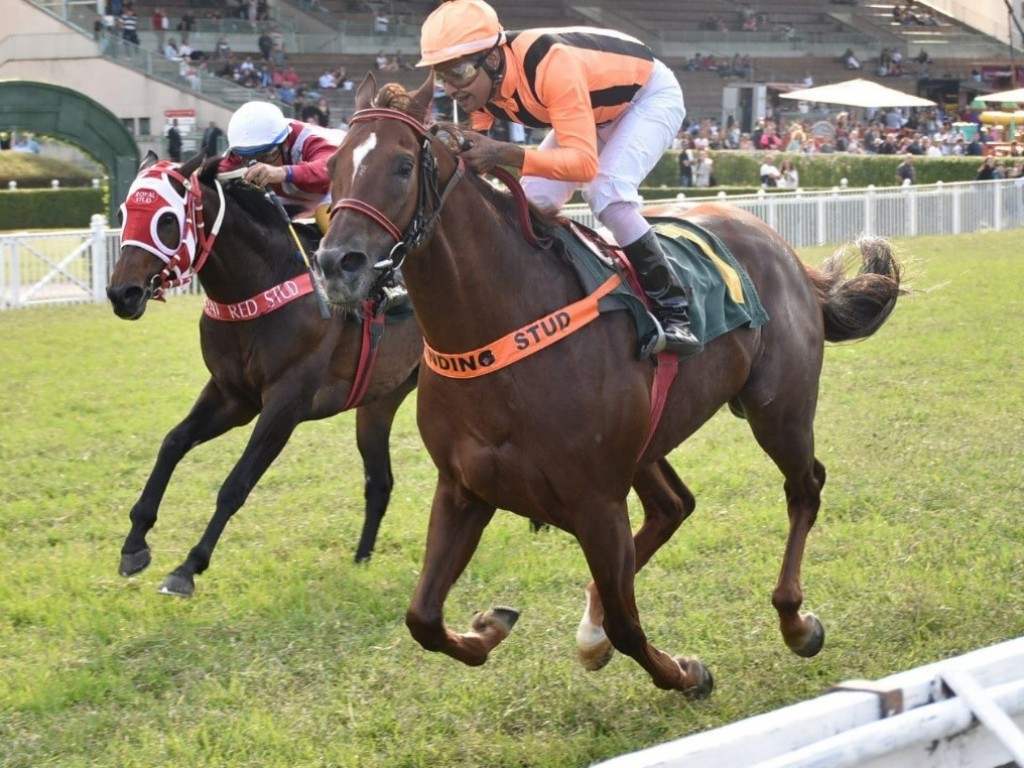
[423,274,620,379]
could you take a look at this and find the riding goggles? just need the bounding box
[433,51,490,88]
[235,145,282,164]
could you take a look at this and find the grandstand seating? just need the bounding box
[122,0,1004,123]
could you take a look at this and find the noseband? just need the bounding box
[328,108,464,287]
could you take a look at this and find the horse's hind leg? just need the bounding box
[119,380,256,578]
[575,495,712,696]
[776,456,826,656]
[745,401,827,658]
[578,460,696,671]
[405,480,515,666]
[352,368,417,563]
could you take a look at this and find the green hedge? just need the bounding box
[0,153,98,188]
[644,150,987,190]
[0,188,106,230]
[0,150,994,229]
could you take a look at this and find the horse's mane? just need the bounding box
[371,84,564,251]
[197,157,289,240]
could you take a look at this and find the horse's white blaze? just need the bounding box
[352,132,377,183]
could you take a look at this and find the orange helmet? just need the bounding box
[417,0,505,67]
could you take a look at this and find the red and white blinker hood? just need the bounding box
[119,162,200,283]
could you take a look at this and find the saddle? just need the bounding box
[487,167,767,358]
[548,217,769,359]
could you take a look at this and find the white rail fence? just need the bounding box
[593,636,1024,768]
[3,178,1023,310]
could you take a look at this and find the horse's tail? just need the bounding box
[804,235,906,343]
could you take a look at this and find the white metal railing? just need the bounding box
[593,636,1024,768]
[562,177,1024,249]
[2,178,1022,310]
[0,215,198,310]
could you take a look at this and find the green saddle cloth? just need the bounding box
[550,217,769,355]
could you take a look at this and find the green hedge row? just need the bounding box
[0,152,996,230]
[0,188,106,230]
[0,153,98,188]
[643,150,989,190]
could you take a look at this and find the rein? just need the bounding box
[328,108,465,293]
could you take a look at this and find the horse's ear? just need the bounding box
[355,72,378,111]
[410,71,434,122]
[140,150,159,172]
[180,152,205,177]
[198,155,221,184]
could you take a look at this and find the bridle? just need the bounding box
[327,108,464,293]
[119,160,226,301]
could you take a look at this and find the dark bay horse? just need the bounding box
[106,151,421,597]
[315,78,903,696]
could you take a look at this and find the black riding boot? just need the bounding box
[623,228,703,357]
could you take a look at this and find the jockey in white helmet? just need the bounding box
[218,100,346,233]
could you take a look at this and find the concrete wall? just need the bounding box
[0,0,232,157]
[929,0,1015,45]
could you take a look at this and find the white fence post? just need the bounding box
[90,214,108,303]
[0,237,10,309]
[994,182,1004,232]
[905,182,917,238]
[865,185,876,236]
[7,237,20,309]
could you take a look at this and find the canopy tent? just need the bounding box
[975,87,1024,104]
[779,78,936,109]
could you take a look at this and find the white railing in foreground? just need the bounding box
[592,636,1024,768]
[2,178,1022,310]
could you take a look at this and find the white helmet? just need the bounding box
[227,101,290,155]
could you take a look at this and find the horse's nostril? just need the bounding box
[107,284,145,308]
[340,251,368,274]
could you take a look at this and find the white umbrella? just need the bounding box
[976,87,1024,103]
[779,78,936,109]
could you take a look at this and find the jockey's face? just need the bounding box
[435,49,496,114]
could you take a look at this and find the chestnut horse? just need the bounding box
[315,78,903,696]
[107,152,421,597]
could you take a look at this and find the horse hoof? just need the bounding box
[119,548,152,577]
[157,573,195,598]
[353,552,372,565]
[792,613,825,658]
[471,606,520,637]
[578,640,615,672]
[678,657,714,700]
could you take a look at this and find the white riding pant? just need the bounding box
[520,59,685,247]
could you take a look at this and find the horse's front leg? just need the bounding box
[405,480,511,666]
[576,497,712,697]
[351,368,418,563]
[159,398,302,597]
[577,460,696,672]
[119,380,255,578]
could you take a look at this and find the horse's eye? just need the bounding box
[397,158,415,178]
[158,212,177,228]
